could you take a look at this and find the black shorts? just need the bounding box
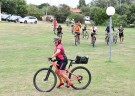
[57,31,62,36]
[119,32,124,38]
[82,28,86,31]
[75,32,80,35]
[91,33,96,37]
[57,58,68,70]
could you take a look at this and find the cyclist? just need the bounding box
[118,24,124,44]
[71,19,75,34]
[74,22,81,42]
[66,18,70,26]
[52,18,58,34]
[90,25,98,44]
[105,25,115,40]
[50,37,73,88]
[82,24,87,32]
[77,21,82,28]
[57,25,63,38]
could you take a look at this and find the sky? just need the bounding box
[26,0,92,8]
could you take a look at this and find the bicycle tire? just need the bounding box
[92,37,96,47]
[107,37,109,45]
[85,31,89,39]
[113,35,117,44]
[33,68,57,92]
[75,36,78,46]
[69,66,91,90]
[82,31,84,38]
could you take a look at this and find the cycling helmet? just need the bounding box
[54,37,61,44]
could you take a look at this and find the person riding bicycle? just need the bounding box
[82,24,87,31]
[71,19,75,34]
[52,18,58,34]
[74,22,81,41]
[105,25,115,40]
[57,25,63,38]
[90,25,98,44]
[118,24,124,44]
[50,37,72,88]
[77,21,82,28]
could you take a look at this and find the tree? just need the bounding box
[89,7,107,25]
[78,0,86,8]
[81,6,90,16]
[55,4,71,23]
[0,0,27,15]
[27,4,43,19]
[127,3,135,24]
[115,4,130,16]
[38,3,50,9]
[90,0,117,8]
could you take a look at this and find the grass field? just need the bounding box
[0,21,135,96]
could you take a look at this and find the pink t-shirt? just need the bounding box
[53,20,58,26]
[54,44,65,60]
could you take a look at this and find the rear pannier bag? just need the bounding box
[75,56,89,64]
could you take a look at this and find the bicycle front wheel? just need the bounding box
[33,68,57,92]
[75,36,78,46]
[92,37,96,47]
[69,66,91,90]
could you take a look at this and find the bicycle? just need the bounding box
[33,56,91,92]
[57,32,63,39]
[105,33,110,45]
[74,33,80,46]
[113,31,118,44]
[53,25,57,34]
[71,25,74,35]
[82,29,89,39]
[91,33,96,47]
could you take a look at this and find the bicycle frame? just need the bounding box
[45,59,82,82]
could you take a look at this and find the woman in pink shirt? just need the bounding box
[52,18,58,34]
[51,37,72,88]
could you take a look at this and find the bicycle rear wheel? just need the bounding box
[33,68,57,92]
[69,66,91,90]
[85,31,89,39]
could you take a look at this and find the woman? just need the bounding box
[50,37,72,88]
[57,25,63,38]
[118,25,124,44]
[90,25,98,44]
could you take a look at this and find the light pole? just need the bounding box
[0,2,1,21]
[106,6,115,62]
[45,3,48,21]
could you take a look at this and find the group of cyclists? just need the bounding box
[50,18,124,89]
[52,18,124,45]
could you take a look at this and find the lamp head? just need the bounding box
[106,6,115,16]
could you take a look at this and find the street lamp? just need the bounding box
[106,6,115,62]
[0,2,1,21]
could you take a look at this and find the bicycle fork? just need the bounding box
[44,66,53,81]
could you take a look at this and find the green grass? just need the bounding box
[0,21,135,96]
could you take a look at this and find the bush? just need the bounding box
[68,12,84,23]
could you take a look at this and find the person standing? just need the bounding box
[50,37,73,88]
[52,18,58,34]
[118,25,124,44]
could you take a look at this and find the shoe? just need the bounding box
[66,82,73,88]
[57,82,64,88]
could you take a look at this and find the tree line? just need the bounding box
[0,0,135,27]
